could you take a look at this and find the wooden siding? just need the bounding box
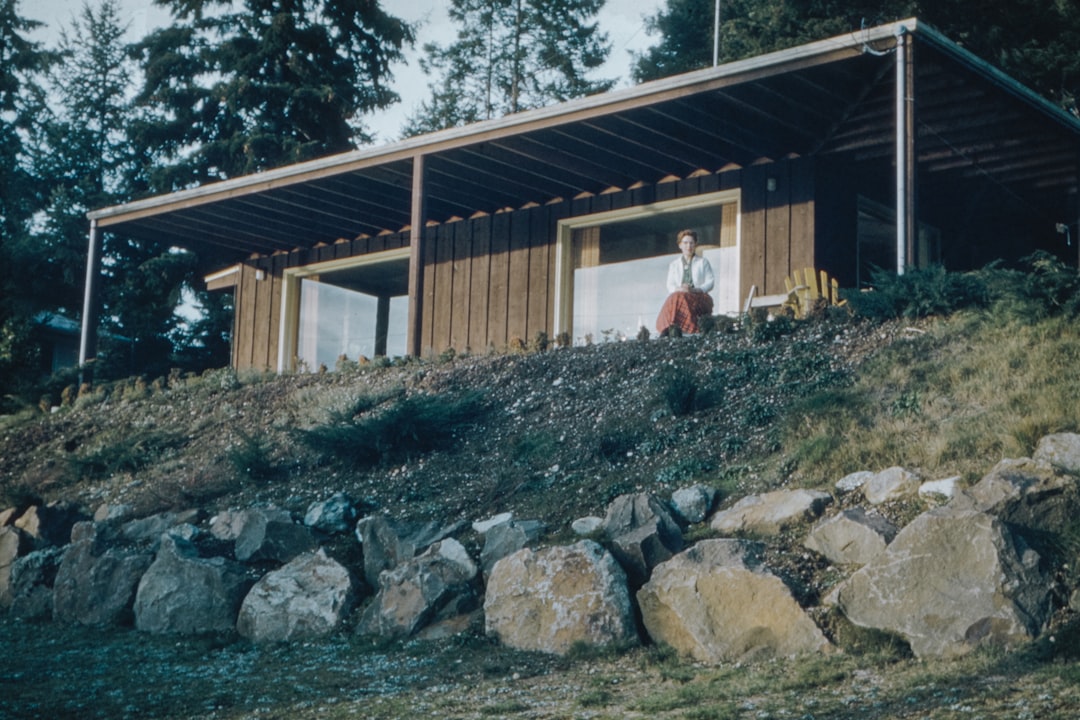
[226,157,819,369]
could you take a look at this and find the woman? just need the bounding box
[655,229,715,335]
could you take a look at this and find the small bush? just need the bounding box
[225,430,277,480]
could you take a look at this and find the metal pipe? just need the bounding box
[713,0,721,66]
[78,219,101,380]
[895,26,908,275]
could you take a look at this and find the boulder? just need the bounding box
[1,526,29,609]
[638,539,831,663]
[236,550,356,643]
[601,493,684,587]
[919,477,960,501]
[13,502,86,547]
[670,484,718,524]
[484,540,638,655]
[1033,432,1080,474]
[836,506,1050,658]
[52,523,153,627]
[472,512,513,534]
[93,503,134,523]
[134,535,252,635]
[7,547,65,620]
[862,467,921,505]
[803,508,897,566]
[571,516,603,536]
[354,514,464,589]
[710,489,832,536]
[303,492,358,534]
[120,509,202,544]
[209,510,247,541]
[358,538,479,638]
[835,471,874,494]
[480,520,545,577]
[953,458,1078,531]
[233,506,317,564]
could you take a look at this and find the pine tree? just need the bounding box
[129,0,415,189]
[404,0,614,137]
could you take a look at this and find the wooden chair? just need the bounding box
[743,268,845,319]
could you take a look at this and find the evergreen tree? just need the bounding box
[404,0,614,137]
[0,0,57,397]
[129,0,415,190]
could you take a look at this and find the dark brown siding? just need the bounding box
[228,157,818,368]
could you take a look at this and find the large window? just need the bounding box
[556,191,740,343]
[857,196,941,286]
[282,250,409,371]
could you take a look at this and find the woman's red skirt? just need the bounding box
[656,291,714,335]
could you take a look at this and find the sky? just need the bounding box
[25,0,666,142]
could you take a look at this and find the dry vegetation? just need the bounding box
[4,274,1080,718]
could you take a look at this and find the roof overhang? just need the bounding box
[87,18,1080,258]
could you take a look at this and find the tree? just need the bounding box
[0,0,58,398]
[632,0,1080,117]
[404,0,614,137]
[129,0,415,190]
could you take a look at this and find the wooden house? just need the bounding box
[82,19,1080,371]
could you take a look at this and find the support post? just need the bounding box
[374,295,390,357]
[895,26,917,274]
[406,154,427,357]
[78,219,102,383]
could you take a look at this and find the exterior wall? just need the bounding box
[227,156,818,370]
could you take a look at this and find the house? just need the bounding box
[82,19,1080,372]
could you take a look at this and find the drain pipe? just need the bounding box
[895,26,909,275]
[78,219,101,383]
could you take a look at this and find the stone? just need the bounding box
[120,509,202,544]
[472,512,513,534]
[836,471,874,494]
[52,524,153,627]
[358,538,479,638]
[919,477,960,500]
[209,510,247,541]
[601,493,684,587]
[836,506,1049,658]
[1033,432,1080,474]
[803,508,897,566]
[710,489,832,536]
[480,520,545,576]
[354,514,464,589]
[8,548,65,620]
[484,540,639,655]
[670,484,718,524]
[638,539,831,663]
[134,535,252,635]
[571,516,603,536]
[13,502,87,547]
[233,506,317,564]
[952,458,1078,531]
[303,492,358,534]
[862,467,921,505]
[93,503,134,523]
[236,550,356,643]
[1,526,30,609]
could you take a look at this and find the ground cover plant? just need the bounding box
[3,257,1080,718]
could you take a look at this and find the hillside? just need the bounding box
[4,309,1080,719]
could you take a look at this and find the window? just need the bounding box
[857,196,940,286]
[555,191,739,343]
[280,249,409,371]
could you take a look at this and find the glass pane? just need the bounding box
[297,279,408,370]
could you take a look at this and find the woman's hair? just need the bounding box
[677,229,698,243]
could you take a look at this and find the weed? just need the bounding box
[226,429,277,480]
[69,428,186,481]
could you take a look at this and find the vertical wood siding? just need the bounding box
[228,157,819,368]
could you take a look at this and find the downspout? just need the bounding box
[407,153,427,357]
[895,25,916,274]
[78,219,101,383]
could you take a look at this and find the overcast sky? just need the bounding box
[25,0,665,142]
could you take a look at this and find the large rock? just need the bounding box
[354,514,463,589]
[0,526,29,609]
[134,534,252,635]
[601,493,684,587]
[120,510,201,544]
[710,489,831,536]
[638,539,831,663]
[1033,432,1080,474]
[236,550,355,642]
[303,492,359,534]
[670,484,718,524]
[862,467,921,505]
[358,538,479,638]
[803,508,897,566]
[233,506,317,564]
[7,547,64,620]
[953,458,1078,531]
[13,502,86,548]
[480,520,545,576]
[52,523,153,627]
[836,506,1050,658]
[484,540,639,655]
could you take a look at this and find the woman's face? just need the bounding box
[679,235,697,257]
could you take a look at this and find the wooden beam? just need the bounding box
[407,154,427,357]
